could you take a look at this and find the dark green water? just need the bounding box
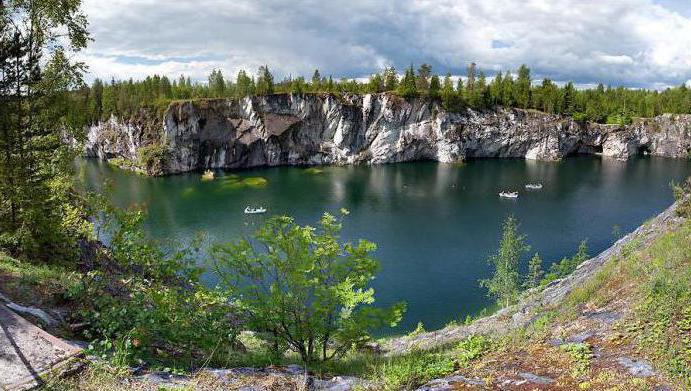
[78,157,690,333]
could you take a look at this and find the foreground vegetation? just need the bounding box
[33,188,691,389]
[7,180,688,389]
[481,214,590,309]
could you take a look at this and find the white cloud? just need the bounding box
[79,0,691,89]
[80,55,226,82]
[595,53,635,66]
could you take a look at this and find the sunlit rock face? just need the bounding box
[84,93,691,175]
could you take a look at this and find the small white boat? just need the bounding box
[244,206,267,214]
[499,191,518,199]
[525,183,543,190]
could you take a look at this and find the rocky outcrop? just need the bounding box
[84,93,691,175]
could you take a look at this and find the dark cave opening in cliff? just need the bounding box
[566,142,602,157]
[637,145,651,156]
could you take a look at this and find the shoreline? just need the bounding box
[382,199,685,355]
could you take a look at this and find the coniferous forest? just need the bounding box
[69,63,691,128]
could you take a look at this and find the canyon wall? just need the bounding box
[84,93,691,175]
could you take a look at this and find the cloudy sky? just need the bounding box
[80,0,691,89]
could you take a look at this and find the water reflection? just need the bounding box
[77,157,690,333]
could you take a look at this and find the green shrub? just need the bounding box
[541,240,589,285]
[212,211,405,363]
[74,200,238,367]
[606,113,633,125]
[572,112,588,122]
[457,334,491,365]
[409,321,426,337]
[137,143,169,175]
[560,342,593,377]
[374,350,455,390]
[672,177,691,217]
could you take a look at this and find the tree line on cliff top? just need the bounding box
[68,63,691,127]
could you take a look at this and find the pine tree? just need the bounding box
[456,77,466,107]
[441,73,457,110]
[235,70,253,98]
[0,0,91,260]
[489,71,503,107]
[208,69,226,97]
[256,65,274,95]
[472,71,488,109]
[515,64,532,109]
[367,73,384,93]
[311,69,321,91]
[416,63,432,94]
[160,76,172,99]
[525,253,544,289]
[429,74,441,99]
[562,82,576,115]
[90,79,104,121]
[397,65,418,98]
[501,72,514,106]
[383,67,398,91]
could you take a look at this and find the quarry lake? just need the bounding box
[79,157,691,333]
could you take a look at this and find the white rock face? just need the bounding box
[84,93,691,175]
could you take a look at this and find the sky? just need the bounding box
[80,0,691,89]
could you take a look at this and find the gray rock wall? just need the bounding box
[84,93,691,175]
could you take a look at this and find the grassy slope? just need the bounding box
[362,212,691,390]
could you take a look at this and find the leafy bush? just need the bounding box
[672,177,691,217]
[409,321,426,337]
[212,211,405,363]
[561,342,593,377]
[606,113,633,125]
[374,350,455,390]
[541,240,589,285]
[73,201,238,367]
[136,143,169,176]
[524,253,544,289]
[571,112,588,122]
[457,334,491,365]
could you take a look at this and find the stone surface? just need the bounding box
[617,357,656,377]
[5,303,57,326]
[84,94,691,175]
[415,374,485,390]
[0,304,83,390]
[133,365,369,391]
[566,330,595,344]
[518,371,555,384]
[312,375,372,390]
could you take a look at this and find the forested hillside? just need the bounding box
[68,63,691,128]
